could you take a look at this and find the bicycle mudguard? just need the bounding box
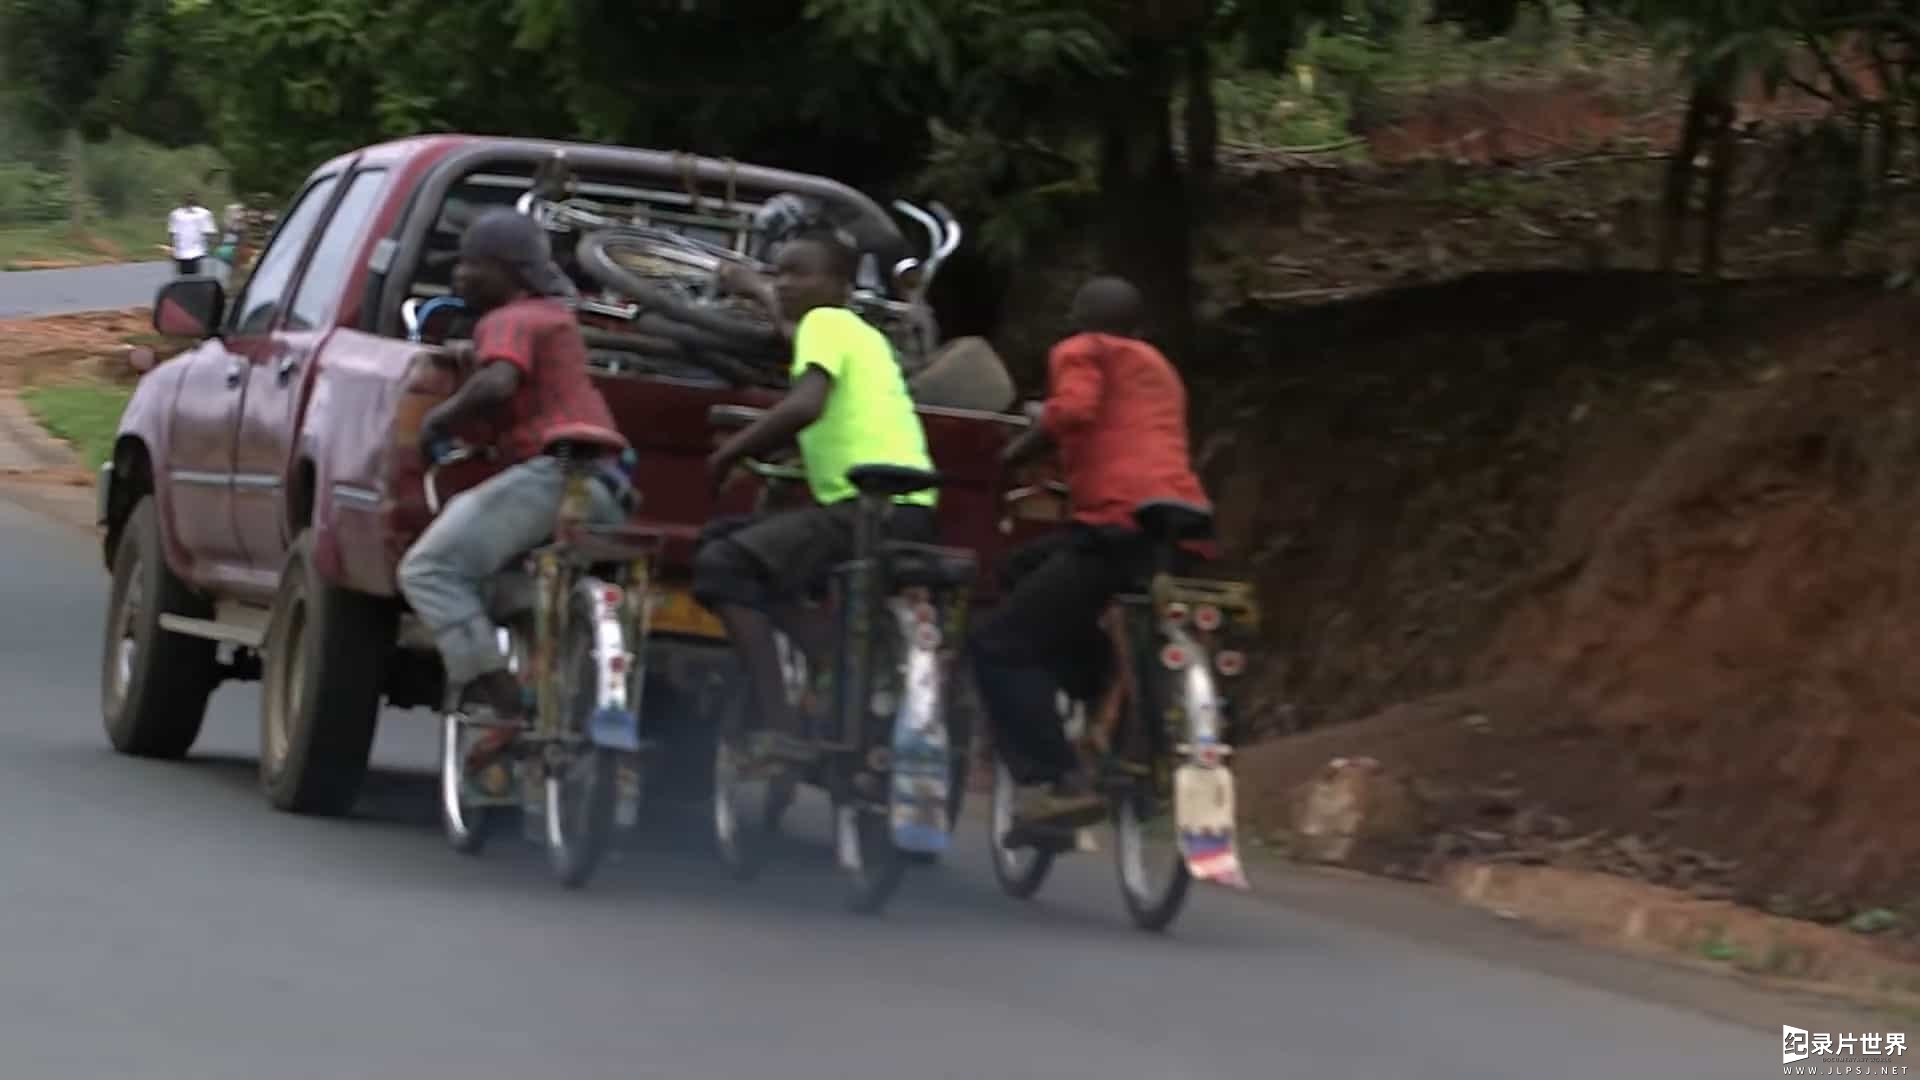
[888,606,951,855]
[1174,761,1250,890]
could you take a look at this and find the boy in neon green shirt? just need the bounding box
[696,228,937,755]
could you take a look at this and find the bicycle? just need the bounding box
[702,404,978,914]
[423,438,662,889]
[985,484,1259,932]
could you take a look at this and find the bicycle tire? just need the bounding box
[545,585,621,889]
[577,227,785,354]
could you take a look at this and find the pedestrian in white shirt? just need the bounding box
[167,193,216,276]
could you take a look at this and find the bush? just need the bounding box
[80,133,230,220]
[0,162,71,225]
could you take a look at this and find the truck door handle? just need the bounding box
[275,354,299,385]
[225,357,244,389]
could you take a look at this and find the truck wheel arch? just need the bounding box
[287,457,317,539]
[103,436,154,567]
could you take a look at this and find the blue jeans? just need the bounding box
[397,455,622,689]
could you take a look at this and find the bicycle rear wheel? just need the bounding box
[544,586,621,889]
[1112,784,1192,932]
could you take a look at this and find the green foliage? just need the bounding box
[0,162,71,225]
[0,134,224,227]
[79,133,228,218]
[19,381,133,469]
[0,0,205,144]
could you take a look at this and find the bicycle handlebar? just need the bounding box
[423,440,481,515]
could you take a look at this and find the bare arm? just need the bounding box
[709,367,830,481]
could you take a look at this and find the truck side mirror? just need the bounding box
[153,278,227,339]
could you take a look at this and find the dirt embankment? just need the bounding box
[1206,270,1920,918]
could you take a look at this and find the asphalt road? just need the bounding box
[0,265,1858,1078]
[0,260,173,318]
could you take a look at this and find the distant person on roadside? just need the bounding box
[969,276,1214,830]
[166,193,216,276]
[208,203,244,287]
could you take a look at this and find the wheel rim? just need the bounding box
[263,594,307,775]
[547,600,605,869]
[1116,792,1184,904]
[714,732,776,867]
[836,804,866,873]
[106,571,144,712]
[545,755,604,858]
[990,759,1042,879]
[440,714,479,844]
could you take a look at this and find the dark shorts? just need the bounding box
[175,257,202,276]
[692,501,938,613]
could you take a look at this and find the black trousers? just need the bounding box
[967,524,1166,785]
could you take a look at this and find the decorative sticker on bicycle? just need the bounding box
[1174,762,1251,890]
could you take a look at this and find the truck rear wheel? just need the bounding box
[101,497,217,758]
[259,530,396,816]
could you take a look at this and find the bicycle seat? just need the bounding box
[884,541,977,589]
[848,463,942,498]
[1133,499,1215,543]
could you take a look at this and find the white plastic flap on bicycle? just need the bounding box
[589,706,642,753]
[1174,762,1250,890]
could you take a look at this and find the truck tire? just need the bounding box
[100,497,218,758]
[259,529,396,816]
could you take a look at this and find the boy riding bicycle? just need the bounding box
[397,209,633,767]
[971,276,1214,830]
[694,227,938,759]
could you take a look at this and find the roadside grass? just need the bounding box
[19,379,132,468]
[0,218,164,271]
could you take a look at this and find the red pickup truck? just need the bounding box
[97,135,1059,819]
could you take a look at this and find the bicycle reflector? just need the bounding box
[1215,650,1246,677]
[1159,643,1189,670]
[1193,604,1223,632]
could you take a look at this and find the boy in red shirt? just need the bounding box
[398,209,631,764]
[970,276,1213,828]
